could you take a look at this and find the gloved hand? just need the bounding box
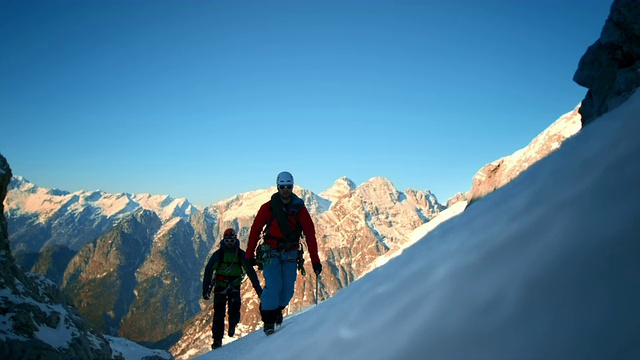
[247,257,257,267]
[202,290,210,300]
[312,262,322,276]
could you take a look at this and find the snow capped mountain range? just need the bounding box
[1,99,586,359]
[4,173,445,353]
[7,176,195,224]
[1,99,586,358]
[2,2,637,358]
[319,176,357,205]
[5,175,441,260]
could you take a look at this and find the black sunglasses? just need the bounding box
[278,185,293,190]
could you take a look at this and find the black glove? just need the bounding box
[312,262,322,276]
[202,289,210,300]
[247,257,257,267]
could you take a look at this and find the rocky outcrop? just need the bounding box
[468,106,582,203]
[574,0,640,125]
[446,192,469,207]
[1,155,11,258]
[118,216,204,343]
[0,154,114,359]
[61,210,161,336]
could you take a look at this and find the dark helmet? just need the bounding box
[222,228,238,249]
[223,228,237,239]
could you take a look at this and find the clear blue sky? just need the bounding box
[1,0,612,206]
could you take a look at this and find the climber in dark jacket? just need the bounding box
[202,228,262,350]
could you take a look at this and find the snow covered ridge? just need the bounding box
[0,274,172,359]
[468,105,582,202]
[6,176,194,222]
[0,271,113,359]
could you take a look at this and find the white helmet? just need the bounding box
[276,171,294,186]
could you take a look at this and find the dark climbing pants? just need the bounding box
[212,291,241,342]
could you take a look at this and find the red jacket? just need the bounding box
[246,194,320,265]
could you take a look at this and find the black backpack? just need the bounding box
[256,194,308,274]
[263,193,304,249]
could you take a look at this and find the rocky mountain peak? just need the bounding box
[319,176,357,203]
[574,0,640,125]
[355,176,401,202]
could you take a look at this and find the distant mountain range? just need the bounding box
[2,101,583,356]
[4,174,445,348]
[2,0,636,355]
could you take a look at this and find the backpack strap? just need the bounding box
[214,246,247,292]
[268,194,303,250]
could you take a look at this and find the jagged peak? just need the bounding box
[319,176,356,202]
[9,176,68,196]
[12,175,28,183]
[405,187,434,196]
[6,176,196,223]
[9,175,36,192]
[357,177,398,194]
[155,216,183,239]
[363,176,395,187]
[333,176,356,188]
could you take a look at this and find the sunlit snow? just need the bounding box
[190,91,640,360]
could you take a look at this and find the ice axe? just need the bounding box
[315,273,320,305]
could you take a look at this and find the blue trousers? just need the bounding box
[261,249,299,311]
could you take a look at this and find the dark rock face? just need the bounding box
[574,0,640,125]
[0,154,114,360]
[1,155,11,257]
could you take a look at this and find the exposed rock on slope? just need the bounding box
[0,154,114,359]
[468,106,582,203]
[574,0,640,125]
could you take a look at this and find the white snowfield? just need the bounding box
[193,91,640,360]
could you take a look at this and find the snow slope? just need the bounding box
[192,90,640,359]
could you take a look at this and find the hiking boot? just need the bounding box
[211,339,222,350]
[275,309,283,326]
[264,323,275,335]
[228,326,235,337]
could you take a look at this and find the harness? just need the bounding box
[256,194,307,275]
[213,247,246,294]
[264,194,303,249]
